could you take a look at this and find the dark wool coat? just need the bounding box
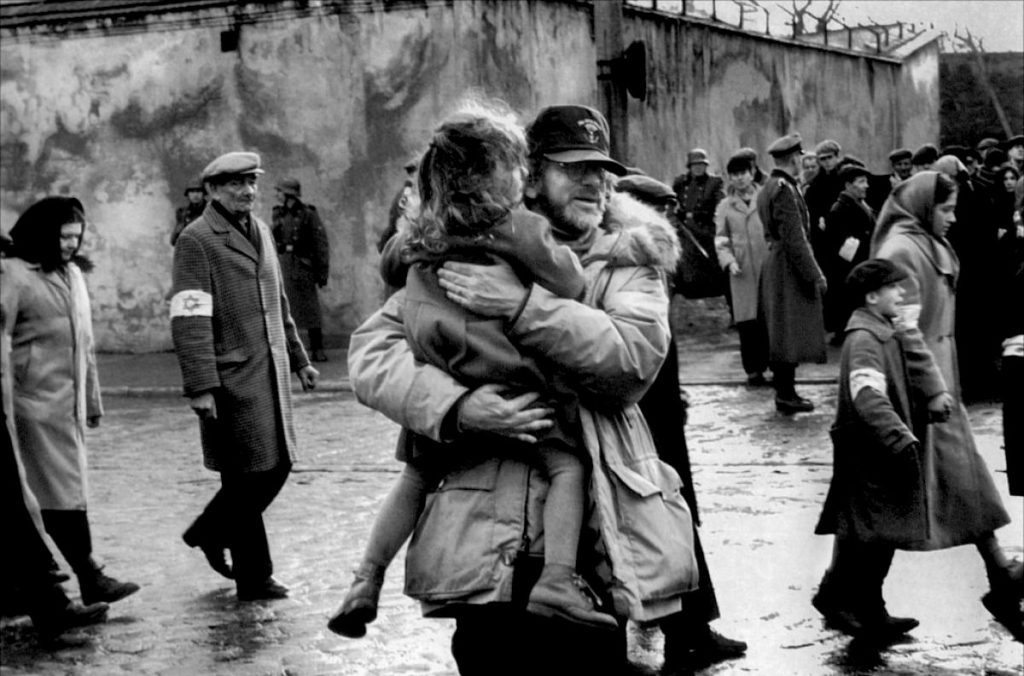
[815,309,945,545]
[272,200,329,330]
[171,203,309,473]
[757,169,827,364]
[824,191,875,331]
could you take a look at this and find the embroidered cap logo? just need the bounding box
[577,119,603,145]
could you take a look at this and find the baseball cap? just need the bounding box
[526,105,627,176]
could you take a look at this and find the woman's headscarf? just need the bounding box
[870,171,945,255]
[933,154,967,179]
[8,196,89,271]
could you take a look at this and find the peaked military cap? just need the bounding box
[767,133,803,158]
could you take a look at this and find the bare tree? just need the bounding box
[954,27,1014,138]
[772,0,841,37]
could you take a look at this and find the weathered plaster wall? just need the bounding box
[622,11,940,181]
[0,1,939,352]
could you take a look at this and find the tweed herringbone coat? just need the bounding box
[171,203,309,473]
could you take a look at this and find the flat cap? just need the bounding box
[887,148,912,163]
[615,174,676,206]
[726,149,756,175]
[814,139,842,157]
[767,133,803,157]
[1004,134,1024,148]
[977,137,1001,152]
[276,177,301,197]
[183,185,205,195]
[911,144,939,166]
[202,151,264,181]
[846,259,908,300]
[686,148,710,166]
[838,164,871,184]
[527,105,627,176]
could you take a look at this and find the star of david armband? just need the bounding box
[170,290,213,318]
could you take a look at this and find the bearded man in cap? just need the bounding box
[272,178,331,362]
[758,133,827,413]
[170,151,319,601]
[348,104,745,675]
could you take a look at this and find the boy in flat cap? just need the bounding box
[812,259,949,640]
[272,177,331,362]
[758,133,827,413]
[170,151,319,601]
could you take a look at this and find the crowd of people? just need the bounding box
[2,98,1021,674]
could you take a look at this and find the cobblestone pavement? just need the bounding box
[2,385,1021,676]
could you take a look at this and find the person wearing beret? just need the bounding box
[170,151,319,601]
[272,178,331,362]
[757,133,827,414]
[824,164,875,342]
[171,185,208,246]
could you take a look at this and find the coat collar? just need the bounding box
[770,168,799,187]
[837,191,873,219]
[846,307,896,342]
[204,202,261,262]
[580,192,680,272]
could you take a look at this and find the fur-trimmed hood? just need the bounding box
[581,191,681,272]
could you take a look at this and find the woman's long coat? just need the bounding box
[871,172,1010,548]
[171,204,309,473]
[1,258,102,510]
[757,169,827,364]
[714,189,767,323]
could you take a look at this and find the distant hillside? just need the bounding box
[940,52,1024,147]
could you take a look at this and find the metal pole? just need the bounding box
[594,0,629,163]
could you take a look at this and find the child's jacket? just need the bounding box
[815,308,945,545]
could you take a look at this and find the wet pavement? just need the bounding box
[2,379,1021,675]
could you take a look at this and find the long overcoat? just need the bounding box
[757,169,827,364]
[824,191,875,331]
[171,203,309,473]
[815,309,946,545]
[714,189,767,323]
[1,259,102,510]
[271,200,330,330]
[349,193,699,623]
[871,173,1010,547]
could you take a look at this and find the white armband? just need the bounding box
[1003,335,1024,358]
[170,290,213,318]
[850,367,887,400]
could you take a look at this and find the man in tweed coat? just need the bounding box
[170,151,318,601]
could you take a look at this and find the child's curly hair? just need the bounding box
[406,99,527,256]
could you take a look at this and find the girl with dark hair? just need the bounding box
[866,172,1022,641]
[2,196,139,608]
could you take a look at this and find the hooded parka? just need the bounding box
[349,193,698,622]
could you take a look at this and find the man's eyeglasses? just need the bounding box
[549,161,607,181]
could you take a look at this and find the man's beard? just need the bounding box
[533,191,606,240]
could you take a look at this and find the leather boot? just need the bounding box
[327,563,385,638]
[526,563,618,630]
[32,600,109,640]
[78,560,140,606]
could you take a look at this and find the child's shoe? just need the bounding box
[327,563,385,638]
[525,563,618,630]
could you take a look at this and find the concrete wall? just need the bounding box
[0,1,939,352]
[621,9,940,182]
